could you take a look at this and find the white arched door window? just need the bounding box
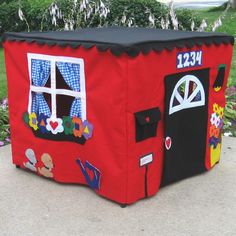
[169,74,205,115]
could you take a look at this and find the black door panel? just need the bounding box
[161,68,209,186]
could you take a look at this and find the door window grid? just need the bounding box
[169,75,205,115]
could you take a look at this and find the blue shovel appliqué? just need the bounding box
[76,159,101,190]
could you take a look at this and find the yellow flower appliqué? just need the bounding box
[218,106,224,118]
[212,103,224,118]
[213,103,219,113]
[29,112,38,130]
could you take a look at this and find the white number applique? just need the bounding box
[177,51,202,69]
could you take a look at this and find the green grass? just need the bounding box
[195,8,236,86]
[230,49,236,87]
[0,48,7,100]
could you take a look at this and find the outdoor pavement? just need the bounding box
[0,137,236,236]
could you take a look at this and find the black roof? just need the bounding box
[3,27,234,57]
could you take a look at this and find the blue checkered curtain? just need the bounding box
[71,98,82,118]
[31,59,51,117]
[56,62,82,118]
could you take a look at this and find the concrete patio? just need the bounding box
[0,137,236,236]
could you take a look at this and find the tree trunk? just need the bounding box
[230,0,236,9]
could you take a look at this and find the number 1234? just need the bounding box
[177,50,203,69]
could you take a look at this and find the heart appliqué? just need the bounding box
[50,121,59,130]
[165,136,172,150]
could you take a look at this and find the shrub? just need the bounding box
[0,0,111,33]
[54,0,110,29]
[0,0,203,34]
[223,87,236,137]
[22,0,55,31]
[208,2,229,12]
[107,0,168,27]
[0,98,10,146]
[0,1,26,35]
[175,9,202,31]
[0,0,53,35]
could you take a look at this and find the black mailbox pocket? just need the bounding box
[135,107,161,142]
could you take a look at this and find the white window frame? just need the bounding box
[27,53,86,121]
[169,74,205,115]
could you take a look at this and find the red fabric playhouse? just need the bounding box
[3,27,234,205]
